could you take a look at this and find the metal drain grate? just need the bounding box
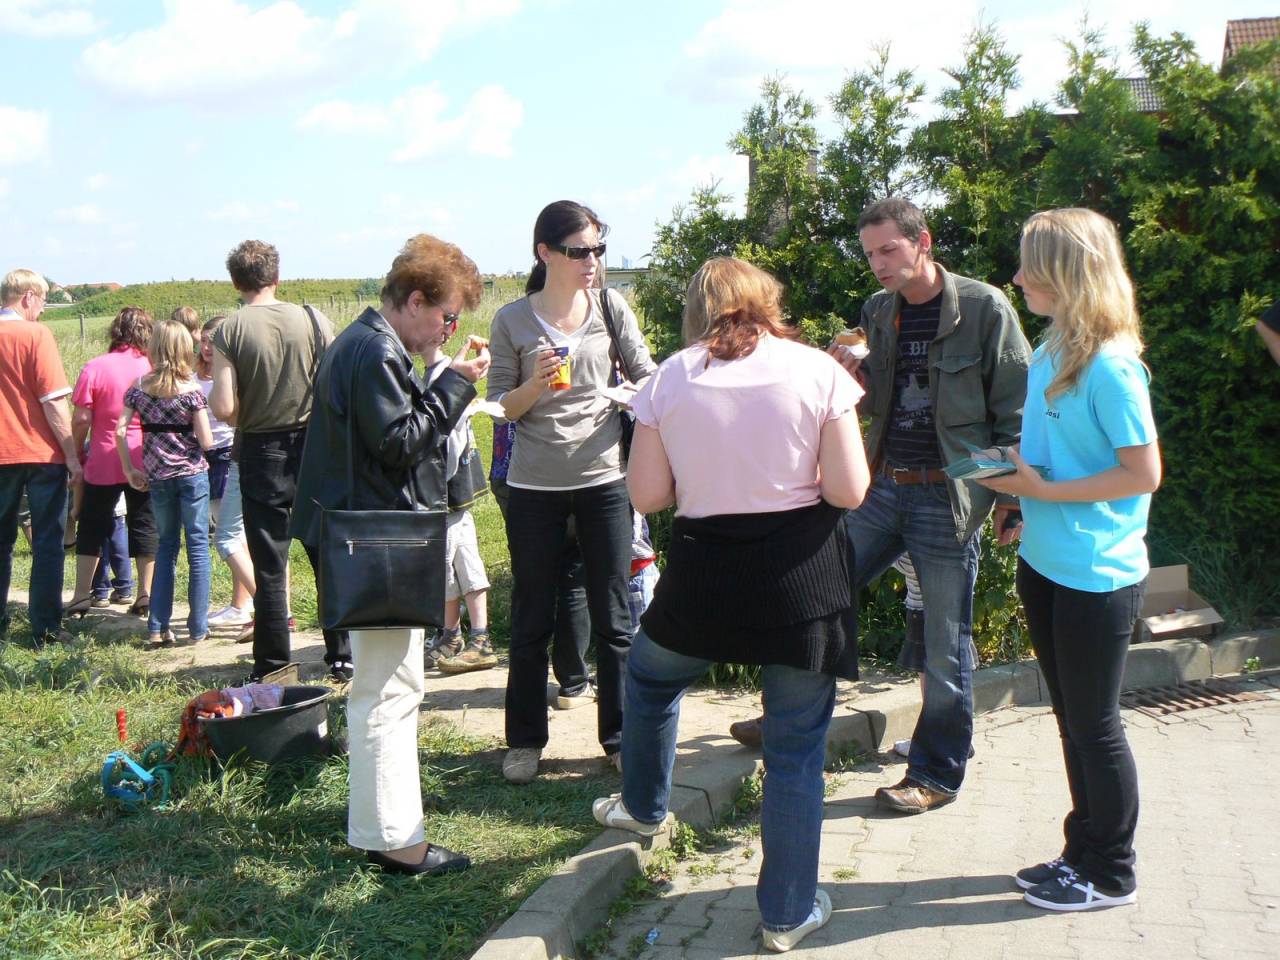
[1120,678,1271,717]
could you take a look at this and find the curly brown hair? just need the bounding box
[109,306,154,353]
[381,234,483,312]
[225,239,280,292]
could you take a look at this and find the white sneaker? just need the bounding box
[208,605,252,628]
[591,794,672,836]
[762,889,832,952]
[555,683,597,710]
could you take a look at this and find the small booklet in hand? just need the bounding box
[943,456,1050,481]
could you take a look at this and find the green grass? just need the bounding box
[0,641,612,959]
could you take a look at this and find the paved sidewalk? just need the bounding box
[599,697,1280,959]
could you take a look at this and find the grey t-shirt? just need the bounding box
[486,289,655,490]
[214,301,334,434]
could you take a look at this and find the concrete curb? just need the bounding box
[469,628,1280,960]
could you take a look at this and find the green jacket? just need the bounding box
[858,264,1031,542]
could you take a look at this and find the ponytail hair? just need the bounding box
[525,200,608,295]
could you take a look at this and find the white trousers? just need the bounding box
[347,627,426,851]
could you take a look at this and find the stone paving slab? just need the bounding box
[596,696,1280,960]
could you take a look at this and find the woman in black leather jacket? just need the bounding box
[293,234,489,876]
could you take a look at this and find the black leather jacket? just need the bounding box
[291,308,476,549]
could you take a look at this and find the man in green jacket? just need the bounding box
[840,198,1030,813]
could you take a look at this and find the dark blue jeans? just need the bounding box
[504,480,632,753]
[92,513,133,599]
[622,629,835,931]
[0,463,68,637]
[238,429,350,676]
[846,477,980,794]
[1018,558,1145,894]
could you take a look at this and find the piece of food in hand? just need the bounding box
[833,327,870,358]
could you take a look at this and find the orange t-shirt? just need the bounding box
[0,317,71,465]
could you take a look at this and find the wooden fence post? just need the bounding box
[79,312,85,345]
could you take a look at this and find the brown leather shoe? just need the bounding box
[874,777,956,814]
[729,715,764,748]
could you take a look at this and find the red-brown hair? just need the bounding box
[682,257,795,362]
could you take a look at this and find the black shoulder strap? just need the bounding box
[598,287,634,383]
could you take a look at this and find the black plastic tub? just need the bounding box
[200,685,333,763]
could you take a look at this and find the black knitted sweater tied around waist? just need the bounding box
[640,500,858,681]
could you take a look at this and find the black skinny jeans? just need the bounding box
[493,478,591,696]
[1017,557,1146,894]
[238,429,350,676]
[505,479,632,754]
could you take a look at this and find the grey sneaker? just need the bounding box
[761,889,832,952]
[438,637,498,674]
[502,747,542,784]
[425,631,463,668]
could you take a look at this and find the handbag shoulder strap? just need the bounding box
[344,330,422,511]
[598,287,635,383]
[302,304,325,377]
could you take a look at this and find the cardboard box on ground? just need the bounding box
[1132,565,1225,644]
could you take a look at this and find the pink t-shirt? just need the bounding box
[630,334,862,519]
[72,346,151,485]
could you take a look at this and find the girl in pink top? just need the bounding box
[65,307,158,618]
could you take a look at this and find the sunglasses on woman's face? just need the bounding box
[550,242,606,260]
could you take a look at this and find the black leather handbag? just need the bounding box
[315,341,446,631]
[598,287,636,462]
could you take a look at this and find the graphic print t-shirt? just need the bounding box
[884,291,943,468]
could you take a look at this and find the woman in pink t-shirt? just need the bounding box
[592,258,870,952]
[65,307,158,618]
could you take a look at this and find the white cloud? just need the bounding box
[331,194,455,245]
[592,152,749,219]
[54,203,104,224]
[84,171,108,190]
[0,105,50,165]
[205,199,299,221]
[79,0,522,104]
[0,177,10,200]
[299,83,523,161]
[673,0,1260,115]
[0,0,98,37]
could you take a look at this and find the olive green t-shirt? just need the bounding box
[213,301,334,434]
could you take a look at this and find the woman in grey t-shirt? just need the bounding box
[487,200,655,784]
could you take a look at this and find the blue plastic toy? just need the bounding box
[101,742,173,810]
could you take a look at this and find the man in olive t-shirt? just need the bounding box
[210,240,350,681]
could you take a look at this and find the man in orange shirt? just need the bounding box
[0,269,82,645]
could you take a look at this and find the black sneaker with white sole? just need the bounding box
[1015,856,1073,890]
[1023,870,1136,911]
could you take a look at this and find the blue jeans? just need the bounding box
[846,477,980,795]
[148,472,211,638]
[621,629,836,931]
[92,514,133,599]
[0,463,68,637]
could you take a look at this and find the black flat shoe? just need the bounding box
[127,595,150,617]
[65,597,94,619]
[366,845,471,877]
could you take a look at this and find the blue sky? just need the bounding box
[2,0,1275,285]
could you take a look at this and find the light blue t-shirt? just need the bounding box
[1019,342,1158,592]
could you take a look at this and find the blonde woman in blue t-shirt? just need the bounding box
[978,208,1161,913]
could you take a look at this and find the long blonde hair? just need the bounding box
[142,319,196,398]
[1019,208,1143,400]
